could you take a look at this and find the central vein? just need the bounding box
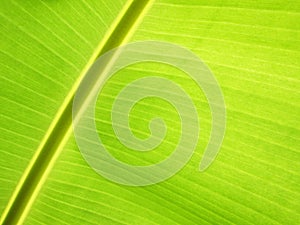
[0,0,154,224]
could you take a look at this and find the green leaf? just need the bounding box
[1,0,299,224]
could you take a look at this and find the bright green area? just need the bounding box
[1,0,300,224]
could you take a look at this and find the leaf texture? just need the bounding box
[1,0,300,224]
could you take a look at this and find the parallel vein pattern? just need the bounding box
[1,0,299,225]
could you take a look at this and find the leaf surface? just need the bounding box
[1,0,299,224]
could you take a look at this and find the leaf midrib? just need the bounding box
[0,0,154,224]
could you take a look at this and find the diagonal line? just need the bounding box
[0,0,154,224]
